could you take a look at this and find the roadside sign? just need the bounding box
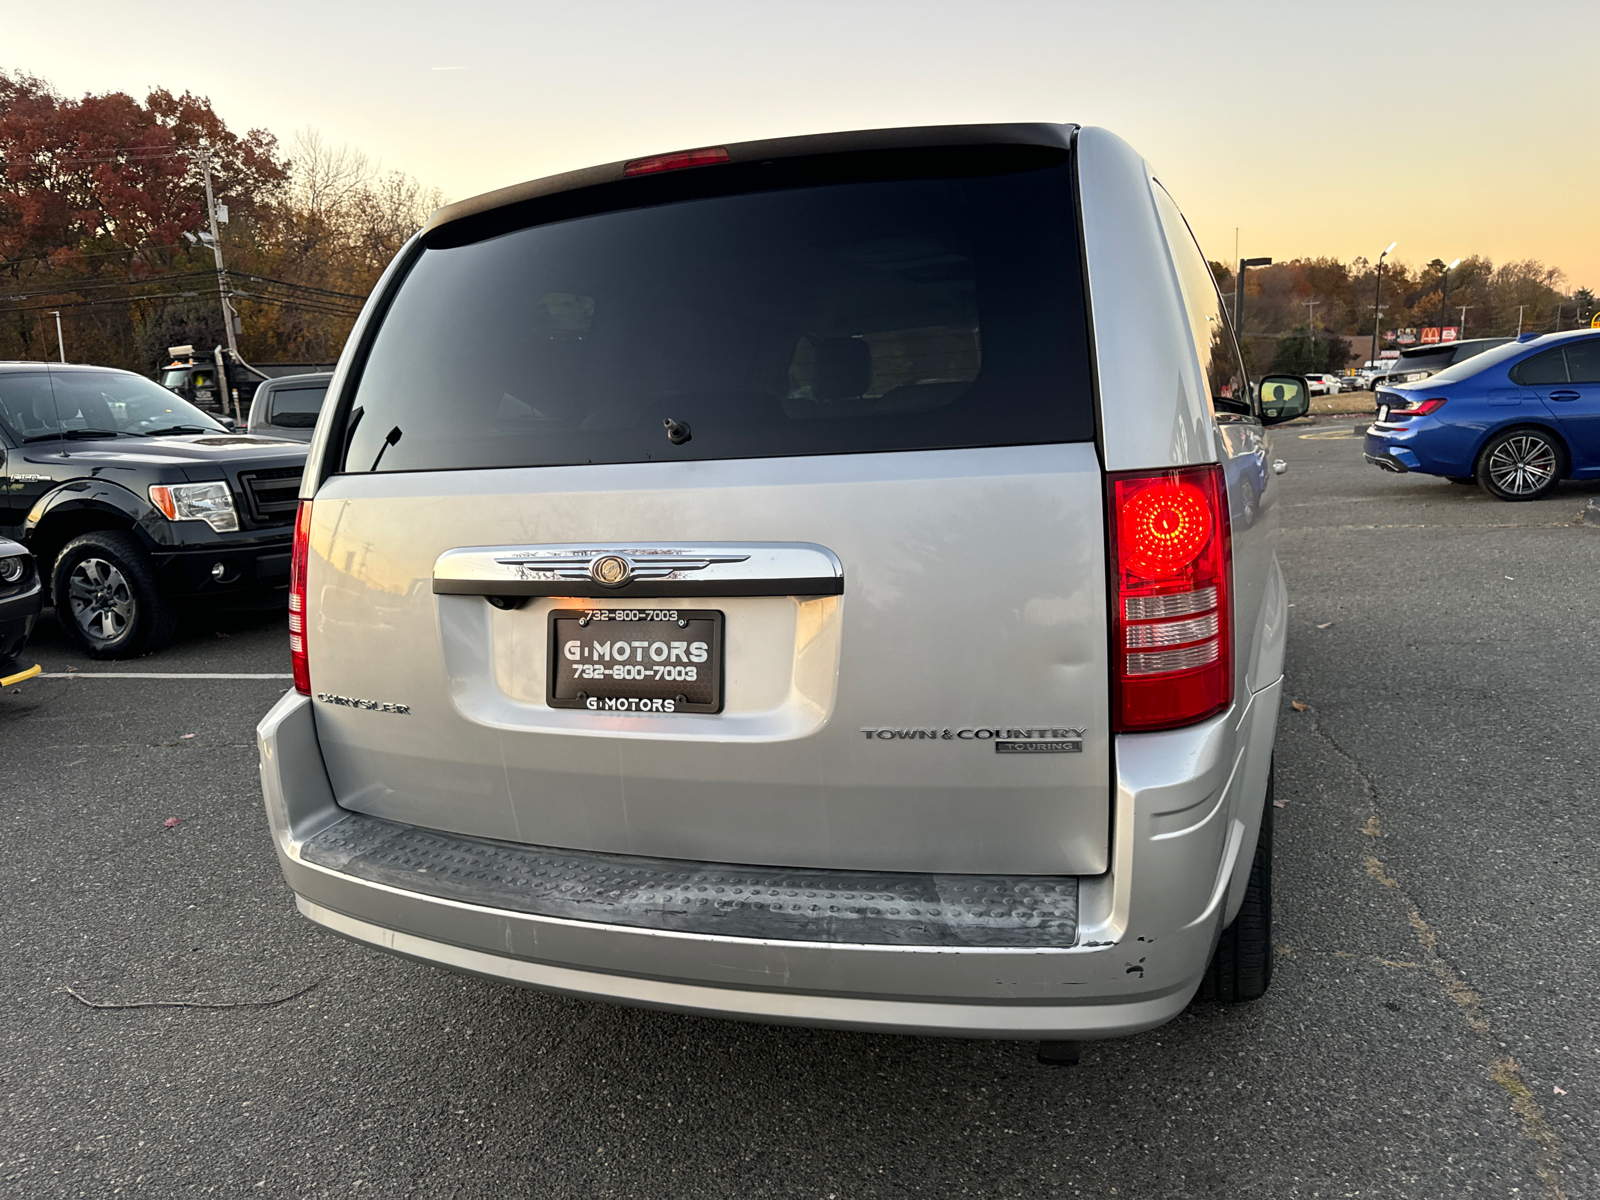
[1421,327,1441,344]
[1380,350,1401,358]
[1592,313,1599,328]
[1441,327,1458,342]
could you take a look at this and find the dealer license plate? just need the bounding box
[1377,404,1389,422]
[548,609,723,714]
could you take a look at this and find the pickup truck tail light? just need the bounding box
[1109,465,1232,732]
[289,500,312,696]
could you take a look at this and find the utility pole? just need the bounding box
[1303,300,1321,333]
[199,147,239,356]
[1457,305,1473,338]
[50,310,64,362]
[1370,241,1397,367]
[199,146,245,422]
[1517,304,1526,336]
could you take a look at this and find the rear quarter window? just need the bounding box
[1510,347,1569,385]
[269,385,328,428]
[341,148,1094,473]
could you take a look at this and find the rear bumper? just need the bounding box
[1364,448,1418,472]
[1363,424,1424,473]
[258,678,1281,1040]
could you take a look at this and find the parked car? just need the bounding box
[257,123,1308,1053]
[0,535,42,686]
[1364,329,1600,500]
[0,364,308,657]
[246,372,333,443]
[1338,373,1367,393]
[1356,361,1401,389]
[1379,337,1512,388]
[1303,373,1341,396]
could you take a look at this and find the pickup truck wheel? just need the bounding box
[1198,762,1275,1004]
[52,532,176,659]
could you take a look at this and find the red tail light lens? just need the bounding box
[289,500,312,696]
[623,146,730,176]
[1391,397,1447,415]
[1109,466,1232,732]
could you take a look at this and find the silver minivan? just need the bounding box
[258,124,1307,1052]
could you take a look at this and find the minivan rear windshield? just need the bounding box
[342,148,1093,473]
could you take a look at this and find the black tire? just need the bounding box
[51,531,176,659]
[1199,763,1274,1004]
[1475,427,1566,502]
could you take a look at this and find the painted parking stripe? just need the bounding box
[40,672,293,680]
[1298,427,1367,440]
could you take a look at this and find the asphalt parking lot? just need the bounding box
[3,422,1599,1199]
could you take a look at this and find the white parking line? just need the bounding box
[40,672,293,680]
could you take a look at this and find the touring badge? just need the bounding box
[858,726,1084,753]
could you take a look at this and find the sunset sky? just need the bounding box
[10,0,1597,295]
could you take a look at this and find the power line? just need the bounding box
[1,246,144,268]
[0,291,206,315]
[231,272,370,302]
[231,292,363,320]
[57,150,194,166]
[0,270,219,302]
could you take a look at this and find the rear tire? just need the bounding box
[52,531,176,659]
[1475,427,1565,501]
[1199,762,1274,1004]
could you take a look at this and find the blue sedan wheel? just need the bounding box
[1476,428,1565,501]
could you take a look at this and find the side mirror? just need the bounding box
[1258,375,1311,425]
[216,415,238,431]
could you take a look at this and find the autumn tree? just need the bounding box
[224,129,443,362]
[0,69,286,365]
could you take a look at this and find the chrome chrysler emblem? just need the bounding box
[495,549,751,585]
[590,555,632,587]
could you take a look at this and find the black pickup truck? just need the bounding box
[0,363,307,658]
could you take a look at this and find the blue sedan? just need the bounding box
[1364,330,1600,500]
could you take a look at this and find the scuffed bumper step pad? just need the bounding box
[302,814,1079,948]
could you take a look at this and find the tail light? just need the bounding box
[1390,397,1447,415]
[289,500,312,696]
[1109,465,1232,732]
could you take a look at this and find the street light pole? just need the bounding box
[1457,304,1474,337]
[1233,256,1273,358]
[50,310,64,363]
[1439,257,1461,331]
[1369,242,1397,366]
